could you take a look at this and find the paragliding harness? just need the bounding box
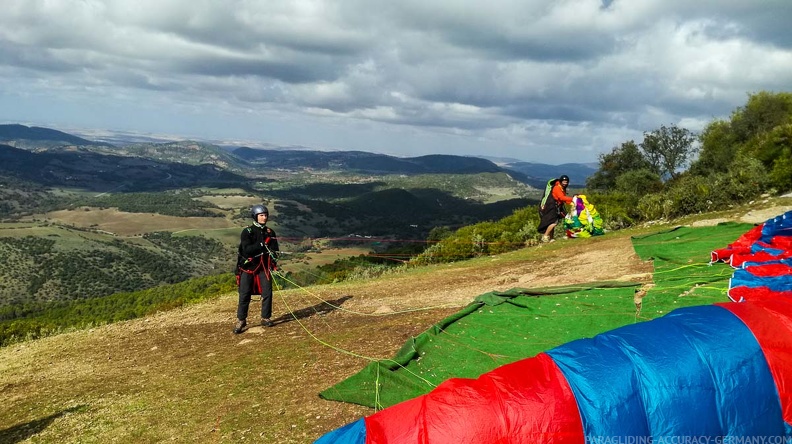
[539,178,566,219]
[235,227,278,294]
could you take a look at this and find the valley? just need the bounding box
[0,124,563,339]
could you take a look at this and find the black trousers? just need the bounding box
[537,200,562,233]
[237,270,273,321]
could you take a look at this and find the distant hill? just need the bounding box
[0,124,106,148]
[0,123,599,188]
[502,161,598,188]
[0,143,246,192]
[233,147,533,180]
[105,140,246,170]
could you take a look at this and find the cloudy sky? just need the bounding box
[1,1,791,164]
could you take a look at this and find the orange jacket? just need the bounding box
[552,181,573,205]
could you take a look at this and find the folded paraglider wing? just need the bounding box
[316,211,792,443]
[712,210,792,301]
[563,195,605,238]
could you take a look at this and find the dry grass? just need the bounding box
[288,247,372,269]
[46,207,240,237]
[2,202,789,443]
[194,195,262,210]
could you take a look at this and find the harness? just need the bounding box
[236,227,277,290]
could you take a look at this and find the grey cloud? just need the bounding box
[661,1,792,49]
[1,0,791,163]
[120,6,369,57]
[173,54,344,84]
[503,102,602,124]
[0,41,84,73]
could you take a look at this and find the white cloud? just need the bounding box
[1,0,791,164]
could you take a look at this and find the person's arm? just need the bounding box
[263,229,279,270]
[265,228,279,259]
[270,236,280,258]
[552,183,574,204]
[239,228,262,258]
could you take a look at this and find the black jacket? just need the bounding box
[237,224,279,273]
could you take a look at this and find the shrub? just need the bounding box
[346,263,404,281]
[711,154,770,203]
[614,169,664,196]
[412,206,539,265]
[770,155,792,193]
[662,175,714,218]
[584,192,635,230]
[635,193,668,221]
[751,123,792,193]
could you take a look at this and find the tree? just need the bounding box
[586,141,652,190]
[691,120,738,175]
[427,226,452,243]
[614,169,664,196]
[691,91,792,179]
[742,123,792,193]
[640,124,697,180]
[730,91,792,143]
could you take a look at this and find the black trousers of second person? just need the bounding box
[537,198,563,233]
[237,270,273,321]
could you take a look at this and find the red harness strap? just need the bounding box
[237,235,275,289]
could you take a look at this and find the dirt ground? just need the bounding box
[690,204,792,227]
[2,203,789,443]
[327,233,651,312]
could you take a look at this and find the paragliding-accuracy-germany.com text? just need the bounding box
[586,435,792,444]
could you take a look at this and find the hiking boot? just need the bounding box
[233,319,246,334]
[261,318,274,327]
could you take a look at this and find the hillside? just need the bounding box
[502,161,598,188]
[2,200,790,443]
[0,124,542,309]
[0,124,105,148]
[1,124,538,183]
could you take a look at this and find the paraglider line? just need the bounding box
[269,270,439,397]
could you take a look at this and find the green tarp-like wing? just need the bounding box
[631,223,752,313]
[319,222,754,409]
[320,282,641,409]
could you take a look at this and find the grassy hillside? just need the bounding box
[0,126,540,309]
[0,173,533,312]
[0,222,233,308]
[1,199,789,442]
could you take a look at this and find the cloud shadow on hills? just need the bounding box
[0,405,87,444]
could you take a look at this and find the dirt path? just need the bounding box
[309,233,651,315]
[691,203,792,227]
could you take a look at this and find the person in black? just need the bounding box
[234,204,279,334]
[537,174,573,243]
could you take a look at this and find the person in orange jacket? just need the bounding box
[537,175,573,243]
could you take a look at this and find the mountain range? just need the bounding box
[0,124,597,187]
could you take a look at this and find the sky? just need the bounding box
[1,1,791,164]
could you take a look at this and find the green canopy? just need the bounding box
[319,222,753,409]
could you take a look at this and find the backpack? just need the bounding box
[539,178,557,211]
